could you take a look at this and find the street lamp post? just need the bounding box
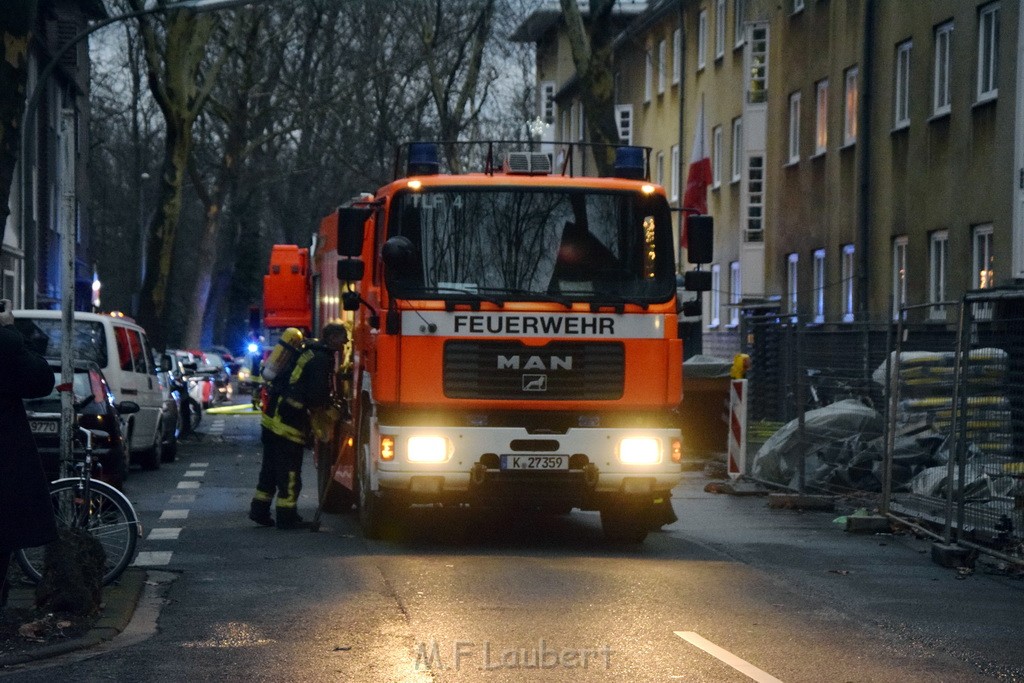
[19,0,277,463]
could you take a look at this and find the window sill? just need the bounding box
[784,159,800,168]
[973,94,998,109]
[707,322,721,330]
[810,150,826,160]
[927,110,951,124]
[712,183,722,192]
[840,140,856,151]
[890,122,909,135]
[730,176,741,185]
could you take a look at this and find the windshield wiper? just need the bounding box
[430,287,506,310]
[473,287,573,309]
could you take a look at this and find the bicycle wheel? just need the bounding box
[16,478,140,586]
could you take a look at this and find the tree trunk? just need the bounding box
[0,0,38,249]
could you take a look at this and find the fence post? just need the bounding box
[795,320,806,493]
[881,311,904,517]
[942,300,969,545]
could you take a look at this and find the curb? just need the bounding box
[0,568,146,667]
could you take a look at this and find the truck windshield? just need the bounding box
[387,188,676,304]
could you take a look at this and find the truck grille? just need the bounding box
[443,341,624,400]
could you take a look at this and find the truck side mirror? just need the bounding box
[336,207,372,257]
[683,270,712,292]
[686,215,713,264]
[337,258,365,282]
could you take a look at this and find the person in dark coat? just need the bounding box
[0,300,58,606]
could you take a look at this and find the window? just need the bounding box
[656,150,665,186]
[892,236,908,320]
[734,0,745,48]
[540,81,556,124]
[709,264,721,327]
[787,253,799,316]
[815,79,828,154]
[698,10,708,70]
[841,244,855,322]
[672,28,682,85]
[793,0,804,13]
[977,3,1000,101]
[731,117,743,182]
[715,0,726,59]
[813,249,825,323]
[729,261,741,326]
[973,224,994,319]
[645,49,653,102]
[844,66,859,145]
[658,39,667,94]
[712,125,723,188]
[670,144,680,201]
[929,230,949,319]
[894,40,912,128]
[933,21,953,116]
[788,91,801,163]
[747,25,768,103]
[615,104,634,145]
[746,155,763,242]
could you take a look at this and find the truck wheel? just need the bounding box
[357,446,388,539]
[317,447,354,514]
[601,505,648,544]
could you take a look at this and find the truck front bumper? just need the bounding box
[373,425,681,507]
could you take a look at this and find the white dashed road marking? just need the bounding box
[148,528,182,541]
[160,509,189,520]
[674,632,785,683]
[132,551,173,567]
[177,481,201,489]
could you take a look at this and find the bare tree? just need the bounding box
[128,0,231,349]
[0,0,38,249]
[559,0,620,173]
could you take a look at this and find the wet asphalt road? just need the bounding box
[3,409,1023,682]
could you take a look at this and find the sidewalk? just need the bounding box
[0,567,146,667]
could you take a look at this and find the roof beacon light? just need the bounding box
[407,142,440,176]
[614,146,646,180]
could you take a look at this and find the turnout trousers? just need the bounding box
[254,426,305,516]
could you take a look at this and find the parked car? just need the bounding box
[153,350,181,462]
[23,360,139,489]
[191,350,232,405]
[14,310,168,470]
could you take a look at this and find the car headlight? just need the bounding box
[406,435,451,463]
[617,437,661,465]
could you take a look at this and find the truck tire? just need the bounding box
[601,504,649,544]
[317,446,354,514]
[356,407,390,538]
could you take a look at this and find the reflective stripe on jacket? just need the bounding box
[261,348,317,444]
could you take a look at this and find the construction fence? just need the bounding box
[736,290,1024,564]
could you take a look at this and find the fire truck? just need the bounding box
[288,141,712,542]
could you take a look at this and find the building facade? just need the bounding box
[2,0,104,311]
[515,0,1024,345]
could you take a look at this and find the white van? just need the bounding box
[13,310,167,469]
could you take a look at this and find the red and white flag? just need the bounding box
[681,99,711,248]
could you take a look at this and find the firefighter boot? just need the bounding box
[248,499,274,527]
[275,507,313,530]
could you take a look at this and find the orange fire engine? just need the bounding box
[282,141,712,542]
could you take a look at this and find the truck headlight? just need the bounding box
[617,437,661,465]
[407,435,451,463]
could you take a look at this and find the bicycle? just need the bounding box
[16,416,142,586]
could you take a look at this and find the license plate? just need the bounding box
[500,455,569,471]
[30,420,59,434]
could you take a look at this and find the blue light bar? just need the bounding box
[614,146,646,180]
[407,142,440,176]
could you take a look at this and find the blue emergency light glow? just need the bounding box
[247,342,259,354]
[614,146,646,180]
[407,142,440,176]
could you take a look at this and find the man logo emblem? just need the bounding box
[522,374,547,392]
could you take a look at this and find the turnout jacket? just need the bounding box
[261,341,335,445]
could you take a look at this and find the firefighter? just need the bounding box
[248,323,348,530]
